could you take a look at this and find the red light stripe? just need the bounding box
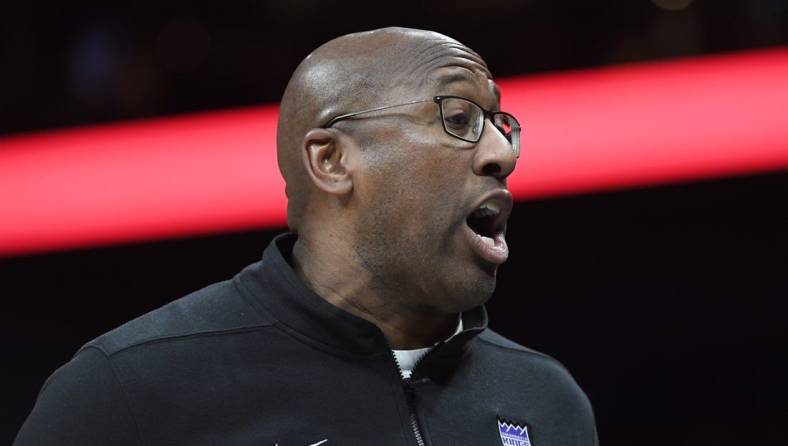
[499,48,788,198]
[1,48,787,257]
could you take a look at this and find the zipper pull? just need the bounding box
[405,375,430,387]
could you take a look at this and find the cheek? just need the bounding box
[355,125,469,237]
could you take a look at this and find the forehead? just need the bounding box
[406,39,500,106]
[426,67,501,107]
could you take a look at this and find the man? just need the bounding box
[16,27,597,445]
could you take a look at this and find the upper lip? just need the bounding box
[466,189,513,234]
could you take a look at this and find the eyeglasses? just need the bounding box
[323,95,521,158]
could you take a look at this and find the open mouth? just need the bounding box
[467,202,504,242]
[463,190,513,265]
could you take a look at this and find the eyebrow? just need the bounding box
[491,85,502,105]
[434,71,477,89]
[432,70,502,109]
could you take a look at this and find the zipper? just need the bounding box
[390,350,427,446]
[405,384,426,446]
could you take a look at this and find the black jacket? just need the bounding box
[15,234,598,446]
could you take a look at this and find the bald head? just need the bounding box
[276,27,492,231]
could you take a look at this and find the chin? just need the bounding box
[442,266,498,313]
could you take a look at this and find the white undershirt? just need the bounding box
[392,319,464,379]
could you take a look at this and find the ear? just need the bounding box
[301,128,354,196]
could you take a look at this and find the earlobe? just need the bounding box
[302,128,353,196]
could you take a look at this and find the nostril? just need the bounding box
[482,163,501,176]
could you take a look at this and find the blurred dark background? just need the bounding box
[3,0,787,135]
[2,0,788,444]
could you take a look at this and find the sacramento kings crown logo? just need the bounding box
[497,417,532,446]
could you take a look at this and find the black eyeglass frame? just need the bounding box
[323,95,521,158]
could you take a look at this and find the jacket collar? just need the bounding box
[235,233,488,367]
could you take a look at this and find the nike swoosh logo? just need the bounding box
[273,438,327,446]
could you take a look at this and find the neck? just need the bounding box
[291,234,458,349]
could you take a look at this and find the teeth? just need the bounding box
[478,201,501,214]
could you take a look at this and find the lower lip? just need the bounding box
[463,224,509,265]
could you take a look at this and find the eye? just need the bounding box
[439,97,483,140]
[444,110,471,130]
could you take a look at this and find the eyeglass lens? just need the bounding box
[440,97,483,142]
[440,97,520,157]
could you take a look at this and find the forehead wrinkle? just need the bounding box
[432,70,485,91]
[425,40,488,68]
[409,41,491,85]
[422,53,491,82]
[408,39,455,70]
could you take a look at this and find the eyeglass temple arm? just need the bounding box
[323,99,433,128]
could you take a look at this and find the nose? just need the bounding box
[471,119,517,182]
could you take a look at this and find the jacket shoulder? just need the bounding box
[477,329,598,441]
[477,329,593,405]
[85,277,272,356]
[478,329,562,363]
